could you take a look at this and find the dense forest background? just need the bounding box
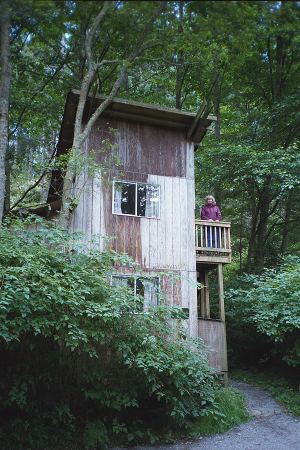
[0,0,300,448]
[1,0,300,268]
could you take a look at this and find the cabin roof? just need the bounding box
[58,90,216,156]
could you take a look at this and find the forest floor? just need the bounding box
[115,380,300,450]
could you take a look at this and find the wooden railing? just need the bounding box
[195,220,231,263]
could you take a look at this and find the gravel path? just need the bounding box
[114,380,300,450]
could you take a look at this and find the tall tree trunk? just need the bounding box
[0,1,11,222]
[247,213,258,272]
[212,72,223,206]
[254,208,270,272]
[253,178,272,272]
[175,1,184,109]
[246,181,259,272]
[213,75,221,141]
[280,190,293,254]
[59,1,166,228]
[4,148,10,212]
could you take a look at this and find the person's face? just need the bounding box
[207,198,213,205]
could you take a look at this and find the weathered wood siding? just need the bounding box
[69,119,198,337]
[89,117,188,178]
[198,319,228,372]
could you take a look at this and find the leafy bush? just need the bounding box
[226,257,300,368]
[0,218,216,449]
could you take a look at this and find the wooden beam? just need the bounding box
[217,264,225,322]
[186,100,215,142]
[217,263,228,378]
[200,270,210,319]
[187,101,207,140]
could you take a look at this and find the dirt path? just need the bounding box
[115,380,300,450]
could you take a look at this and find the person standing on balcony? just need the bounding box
[200,195,222,248]
[200,195,222,222]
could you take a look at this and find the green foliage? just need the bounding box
[226,256,300,368]
[0,217,216,449]
[233,369,300,417]
[190,387,249,437]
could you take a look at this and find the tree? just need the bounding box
[226,256,300,368]
[59,1,166,227]
[5,0,71,212]
[196,1,300,272]
[0,0,11,222]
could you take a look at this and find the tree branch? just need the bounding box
[9,146,57,211]
[79,1,166,147]
[8,50,71,138]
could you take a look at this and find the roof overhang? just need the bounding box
[58,90,216,153]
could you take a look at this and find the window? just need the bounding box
[113,181,160,218]
[111,275,159,312]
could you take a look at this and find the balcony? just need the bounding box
[195,220,231,264]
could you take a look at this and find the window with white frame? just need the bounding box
[113,181,160,218]
[111,275,159,312]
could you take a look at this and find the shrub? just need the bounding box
[226,256,300,368]
[0,218,216,449]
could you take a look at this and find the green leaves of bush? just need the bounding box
[226,256,300,367]
[0,218,215,448]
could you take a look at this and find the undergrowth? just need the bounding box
[189,387,249,438]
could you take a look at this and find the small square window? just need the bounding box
[113,181,160,218]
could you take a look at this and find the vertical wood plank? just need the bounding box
[73,171,85,234]
[99,175,106,251]
[188,270,198,338]
[204,270,210,318]
[186,142,194,180]
[179,177,188,270]
[140,214,150,268]
[91,176,99,249]
[148,174,158,269]
[217,264,225,322]
[156,175,165,269]
[217,263,228,372]
[172,176,181,269]
[186,179,196,271]
[84,174,93,245]
[164,176,173,268]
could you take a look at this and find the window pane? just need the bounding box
[142,278,159,310]
[114,182,136,215]
[135,278,144,312]
[111,275,129,287]
[113,183,123,214]
[137,185,146,216]
[136,278,144,297]
[145,185,160,218]
[111,276,135,295]
[127,277,135,291]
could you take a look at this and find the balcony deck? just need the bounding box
[195,220,231,264]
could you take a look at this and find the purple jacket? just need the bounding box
[200,203,222,221]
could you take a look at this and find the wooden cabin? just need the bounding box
[47,91,231,376]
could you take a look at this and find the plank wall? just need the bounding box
[69,117,198,337]
[198,319,227,373]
